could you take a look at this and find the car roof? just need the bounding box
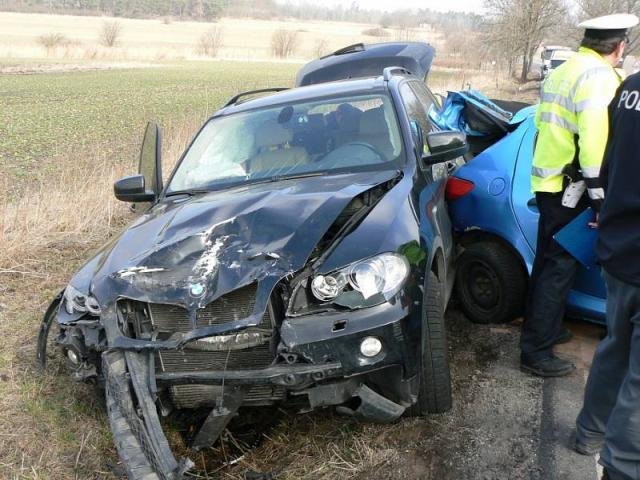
[550,50,575,60]
[295,41,434,87]
[215,76,389,117]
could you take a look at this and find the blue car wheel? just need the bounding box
[456,241,527,324]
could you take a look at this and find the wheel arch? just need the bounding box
[430,247,446,283]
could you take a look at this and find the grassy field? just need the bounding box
[0,11,444,62]
[0,61,300,183]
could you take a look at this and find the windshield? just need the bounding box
[167,93,403,193]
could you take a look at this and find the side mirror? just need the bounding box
[114,174,156,202]
[422,131,468,166]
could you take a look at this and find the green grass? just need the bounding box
[0,61,299,188]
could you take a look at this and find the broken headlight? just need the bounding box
[63,284,101,316]
[311,253,409,305]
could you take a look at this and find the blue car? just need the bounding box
[443,93,606,324]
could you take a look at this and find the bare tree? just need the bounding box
[393,11,418,42]
[100,20,122,48]
[484,0,568,82]
[197,26,223,57]
[313,38,329,58]
[271,29,298,58]
[577,0,640,54]
[37,33,69,55]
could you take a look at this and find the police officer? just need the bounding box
[574,69,640,480]
[521,14,638,377]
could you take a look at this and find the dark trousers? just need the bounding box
[520,191,588,362]
[577,271,640,480]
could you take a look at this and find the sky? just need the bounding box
[286,0,486,14]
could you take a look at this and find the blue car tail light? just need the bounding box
[446,177,475,201]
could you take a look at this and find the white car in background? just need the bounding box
[542,49,576,79]
[540,45,573,78]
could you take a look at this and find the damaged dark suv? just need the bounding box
[39,42,467,479]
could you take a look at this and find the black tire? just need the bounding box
[455,241,527,324]
[408,271,452,415]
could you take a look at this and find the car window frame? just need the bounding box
[398,80,433,151]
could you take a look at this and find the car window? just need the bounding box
[399,82,432,155]
[409,81,439,122]
[167,93,404,193]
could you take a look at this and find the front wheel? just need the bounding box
[408,271,452,415]
[455,241,527,324]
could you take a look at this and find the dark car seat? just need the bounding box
[329,103,363,147]
[358,107,394,160]
[251,120,310,175]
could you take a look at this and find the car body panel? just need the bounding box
[449,109,606,323]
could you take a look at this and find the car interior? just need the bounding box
[246,98,402,177]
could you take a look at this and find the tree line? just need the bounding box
[0,0,227,20]
[0,0,481,30]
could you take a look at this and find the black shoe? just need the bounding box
[554,328,574,345]
[520,355,576,377]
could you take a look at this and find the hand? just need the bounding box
[589,213,599,229]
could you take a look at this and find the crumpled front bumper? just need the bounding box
[101,293,419,479]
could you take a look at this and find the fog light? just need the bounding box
[66,348,80,365]
[360,337,382,357]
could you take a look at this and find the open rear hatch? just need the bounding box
[295,42,435,87]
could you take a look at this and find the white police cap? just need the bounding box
[578,13,639,31]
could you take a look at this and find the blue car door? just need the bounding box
[512,119,606,320]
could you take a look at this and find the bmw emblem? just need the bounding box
[189,283,205,297]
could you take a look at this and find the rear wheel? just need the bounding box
[455,241,527,324]
[408,271,452,415]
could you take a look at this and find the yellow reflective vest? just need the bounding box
[532,47,621,202]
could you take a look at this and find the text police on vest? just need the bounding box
[618,90,640,110]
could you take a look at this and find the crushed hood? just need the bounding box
[74,170,400,311]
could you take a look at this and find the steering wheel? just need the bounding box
[340,142,386,162]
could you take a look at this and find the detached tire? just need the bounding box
[455,241,527,324]
[408,271,452,416]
